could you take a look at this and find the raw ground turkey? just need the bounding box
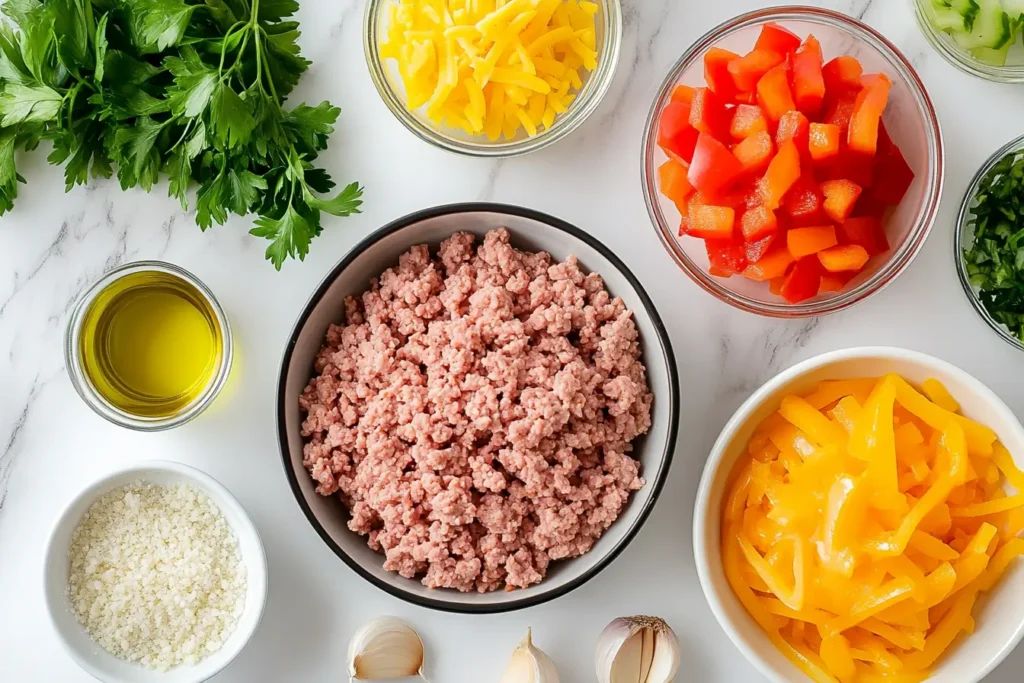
[300,229,653,592]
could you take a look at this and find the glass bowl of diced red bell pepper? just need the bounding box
[641,6,943,317]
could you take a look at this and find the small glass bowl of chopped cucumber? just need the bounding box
[914,0,1024,81]
[363,0,622,157]
[956,133,1024,351]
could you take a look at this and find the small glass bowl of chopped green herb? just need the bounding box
[913,0,1024,82]
[957,133,1024,350]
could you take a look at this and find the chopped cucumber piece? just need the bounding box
[953,0,1012,49]
[952,0,981,28]
[930,4,973,30]
[970,43,1012,64]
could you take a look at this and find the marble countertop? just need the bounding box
[3,0,1024,681]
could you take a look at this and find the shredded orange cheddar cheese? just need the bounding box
[722,374,1024,682]
[379,0,598,140]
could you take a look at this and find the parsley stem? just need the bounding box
[218,21,248,77]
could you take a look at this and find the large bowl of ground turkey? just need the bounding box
[278,204,679,613]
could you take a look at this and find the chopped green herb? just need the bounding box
[963,147,1024,341]
[0,0,363,269]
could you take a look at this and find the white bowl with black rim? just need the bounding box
[276,203,679,613]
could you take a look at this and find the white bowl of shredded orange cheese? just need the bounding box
[364,0,621,155]
[694,347,1024,683]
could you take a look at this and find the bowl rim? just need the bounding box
[692,346,1024,683]
[362,0,623,157]
[42,459,268,683]
[275,202,680,613]
[641,5,945,318]
[955,132,1024,354]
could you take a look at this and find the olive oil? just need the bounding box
[78,270,224,418]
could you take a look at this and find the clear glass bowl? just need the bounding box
[956,133,1024,352]
[641,6,944,318]
[363,0,621,157]
[912,0,1024,83]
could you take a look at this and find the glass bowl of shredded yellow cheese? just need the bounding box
[364,0,622,156]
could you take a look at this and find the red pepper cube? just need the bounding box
[823,56,864,96]
[706,238,749,275]
[808,123,841,163]
[745,233,777,264]
[658,101,699,163]
[779,256,824,303]
[787,225,838,259]
[760,139,802,210]
[776,110,810,159]
[821,179,863,224]
[728,49,784,93]
[689,87,731,142]
[658,159,695,210]
[791,35,825,117]
[754,22,802,55]
[733,131,775,176]
[740,205,779,242]
[872,142,915,206]
[671,85,695,104]
[820,272,853,292]
[744,246,795,281]
[688,202,737,240]
[729,104,768,141]
[756,63,796,123]
[839,216,889,256]
[818,244,870,272]
[704,47,741,100]
[848,74,892,155]
[782,174,824,226]
[823,93,858,132]
[689,133,744,198]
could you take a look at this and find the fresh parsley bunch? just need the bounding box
[0,0,363,269]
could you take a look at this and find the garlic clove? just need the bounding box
[596,616,680,683]
[500,628,560,683]
[348,616,426,682]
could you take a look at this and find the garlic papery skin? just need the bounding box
[500,628,560,683]
[348,616,427,682]
[596,616,680,683]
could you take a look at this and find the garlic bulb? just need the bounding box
[348,616,427,682]
[500,628,560,683]
[595,616,680,683]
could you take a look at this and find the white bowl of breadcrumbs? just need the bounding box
[44,461,267,683]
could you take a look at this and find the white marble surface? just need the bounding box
[3,0,1024,681]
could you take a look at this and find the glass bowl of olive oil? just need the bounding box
[65,261,233,431]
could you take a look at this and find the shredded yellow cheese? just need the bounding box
[381,0,599,140]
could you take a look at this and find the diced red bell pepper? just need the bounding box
[671,85,695,103]
[689,132,744,197]
[808,122,840,163]
[822,56,863,96]
[756,63,796,123]
[839,216,888,256]
[877,121,894,155]
[706,238,748,275]
[822,93,857,132]
[853,194,887,219]
[872,142,915,205]
[745,233,777,263]
[688,202,736,240]
[658,159,694,211]
[779,256,823,303]
[819,272,853,292]
[818,244,870,272]
[821,178,863,223]
[728,49,784,93]
[658,101,699,163]
[769,276,787,295]
[825,146,874,189]
[729,104,768,140]
[848,73,892,155]
[744,246,795,281]
[733,131,775,176]
[776,110,810,158]
[791,35,825,116]
[754,22,802,55]
[787,225,838,258]
[705,47,741,100]
[760,139,801,210]
[781,174,824,226]
[689,87,731,141]
[740,205,779,242]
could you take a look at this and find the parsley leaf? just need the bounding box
[0,83,62,126]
